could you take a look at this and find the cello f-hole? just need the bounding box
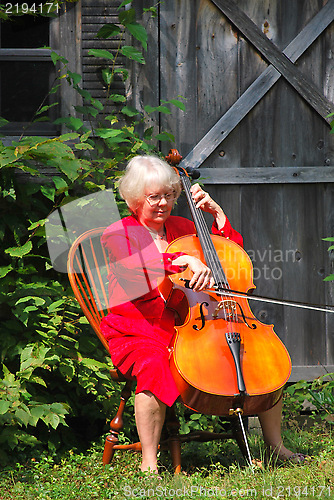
[235,303,257,330]
[193,301,209,331]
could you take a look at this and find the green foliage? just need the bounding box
[323,237,334,281]
[0,423,333,499]
[0,4,184,464]
[326,117,334,281]
[284,373,334,424]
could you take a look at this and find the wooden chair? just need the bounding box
[67,227,251,473]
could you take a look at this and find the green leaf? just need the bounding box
[155,131,175,142]
[59,363,75,381]
[40,185,55,201]
[118,0,132,9]
[166,98,186,111]
[0,401,11,415]
[43,412,60,430]
[52,176,69,191]
[80,358,108,370]
[35,102,58,116]
[50,52,68,66]
[121,46,145,64]
[78,316,89,324]
[121,105,140,117]
[102,67,113,85]
[0,148,20,167]
[109,94,126,103]
[28,218,46,230]
[97,23,121,38]
[0,265,12,278]
[47,299,65,312]
[84,181,106,191]
[126,22,147,50]
[95,128,124,139]
[59,133,80,142]
[50,403,68,416]
[0,116,9,128]
[29,376,47,388]
[324,274,334,281]
[144,104,171,114]
[114,67,129,80]
[54,117,83,131]
[88,49,114,61]
[118,7,135,24]
[74,143,94,150]
[30,406,46,425]
[49,83,61,95]
[32,116,51,124]
[15,408,31,427]
[54,158,82,181]
[5,240,33,258]
[190,413,201,420]
[91,98,104,111]
[67,70,82,86]
[143,6,158,17]
[15,296,46,307]
[143,127,153,140]
[74,105,99,118]
[80,131,92,142]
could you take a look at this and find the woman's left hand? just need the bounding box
[190,184,226,229]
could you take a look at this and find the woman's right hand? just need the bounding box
[172,255,214,291]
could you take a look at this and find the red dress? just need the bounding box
[100,214,243,406]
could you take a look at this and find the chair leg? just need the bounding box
[165,406,182,474]
[102,380,133,465]
[231,416,252,466]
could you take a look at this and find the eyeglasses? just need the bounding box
[145,192,175,206]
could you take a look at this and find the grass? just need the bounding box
[0,420,333,499]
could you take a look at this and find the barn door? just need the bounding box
[135,0,334,380]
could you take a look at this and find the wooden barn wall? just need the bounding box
[132,0,334,380]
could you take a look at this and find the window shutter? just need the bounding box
[81,0,125,119]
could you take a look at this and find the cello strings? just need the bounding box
[184,175,237,319]
[183,174,238,324]
[183,175,234,324]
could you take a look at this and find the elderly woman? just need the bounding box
[100,155,304,472]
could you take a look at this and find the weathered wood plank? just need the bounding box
[196,0,241,170]
[211,0,334,122]
[281,184,327,366]
[179,0,334,171]
[197,167,334,184]
[81,40,120,49]
[324,182,334,367]
[289,365,334,382]
[59,1,81,124]
[0,48,53,59]
[81,18,119,28]
[237,0,278,168]
[278,5,333,368]
[159,0,200,156]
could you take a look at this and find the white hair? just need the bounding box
[118,155,182,212]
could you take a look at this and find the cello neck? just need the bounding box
[178,169,228,290]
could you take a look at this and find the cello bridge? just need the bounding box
[212,299,237,319]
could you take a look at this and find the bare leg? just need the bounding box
[258,397,293,460]
[135,390,166,472]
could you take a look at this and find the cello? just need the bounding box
[162,149,292,419]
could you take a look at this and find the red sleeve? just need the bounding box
[211,217,244,248]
